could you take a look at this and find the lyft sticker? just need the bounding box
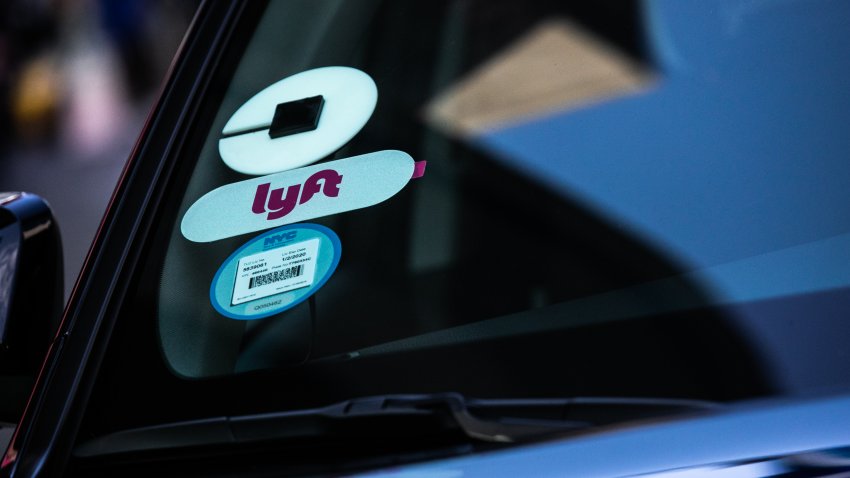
[219,66,377,175]
[181,150,425,242]
[251,169,342,220]
[211,224,340,320]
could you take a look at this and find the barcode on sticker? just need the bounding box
[231,238,320,306]
[249,265,303,289]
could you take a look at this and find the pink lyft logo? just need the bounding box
[252,169,342,220]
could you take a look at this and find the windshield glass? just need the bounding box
[80,0,850,456]
[159,0,850,385]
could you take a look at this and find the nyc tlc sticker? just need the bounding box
[219,66,378,175]
[181,150,426,242]
[210,224,340,320]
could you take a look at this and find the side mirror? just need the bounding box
[0,192,63,422]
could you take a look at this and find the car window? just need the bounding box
[72,0,850,474]
[157,0,677,381]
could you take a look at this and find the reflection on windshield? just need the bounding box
[150,0,850,410]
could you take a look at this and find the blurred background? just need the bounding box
[0,0,197,298]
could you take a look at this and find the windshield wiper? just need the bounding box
[74,393,718,458]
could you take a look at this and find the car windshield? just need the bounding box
[77,0,850,463]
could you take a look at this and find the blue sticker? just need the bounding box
[210,223,340,320]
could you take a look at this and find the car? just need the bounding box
[3,0,850,476]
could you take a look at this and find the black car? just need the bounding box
[4,1,850,476]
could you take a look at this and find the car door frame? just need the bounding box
[0,2,259,476]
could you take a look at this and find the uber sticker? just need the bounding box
[181,150,425,243]
[219,66,378,175]
[211,224,340,320]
